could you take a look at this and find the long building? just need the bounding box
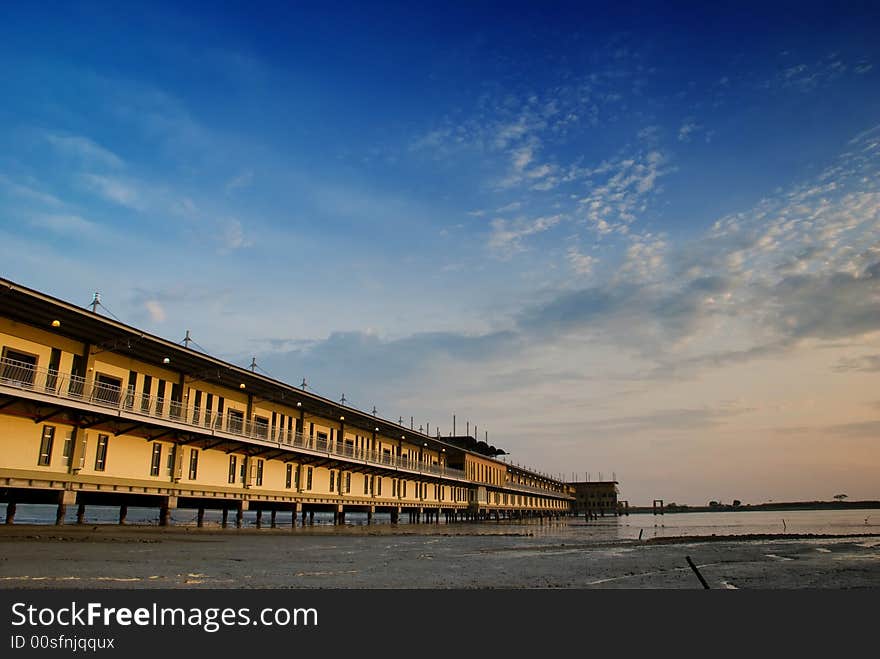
[0,277,574,527]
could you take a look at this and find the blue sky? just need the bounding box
[2,2,880,504]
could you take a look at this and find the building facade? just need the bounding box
[0,277,574,526]
[568,481,620,517]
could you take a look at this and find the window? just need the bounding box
[392,479,397,498]
[155,380,166,416]
[140,375,153,412]
[294,465,301,490]
[316,431,328,450]
[377,477,382,496]
[125,371,137,409]
[150,443,162,476]
[329,470,336,492]
[94,434,109,471]
[254,415,269,439]
[69,353,85,397]
[37,426,55,466]
[228,455,237,484]
[62,431,73,467]
[227,409,244,434]
[169,383,182,419]
[166,447,176,477]
[345,472,351,494]
[285,464,292,489]
[306,466,313,490]
[192,390,202,425]
[47,348,61,391]
[403,481,407,498]
[188,448,199,480]
[255,459,264,486]
[364,475,369,495]
[1,348,37,386]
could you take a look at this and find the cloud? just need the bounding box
[220,218,253,251]
[488,214,563,257]
[677,119,701,142]
[225,170,254,194]
[145,300,166,323]
[578,151,669,236]
[566,245,597,275]
[28,213,99,236]
[45,133,124,168]
[80,174,144,210]
[0,174,64,207]
[833,354,880,373]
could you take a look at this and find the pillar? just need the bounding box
[270,510,277,528]
[76,503,86,524]
[56,490,76,526]
[293,503,301,528]
[256,509,263,529]
[197,507,205,528]
[391,507,399,524]
[222,508,229,528]
[367,506,374,525]
[159,495,177,527]
[5,501,16,525]
[309,510,314,525]
[119,504,128,525]
[235,500,248,528]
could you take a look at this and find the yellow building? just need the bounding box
[0,277,574,526]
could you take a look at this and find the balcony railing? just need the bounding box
[0,357,475,482]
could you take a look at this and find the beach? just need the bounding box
[1,514,878,589]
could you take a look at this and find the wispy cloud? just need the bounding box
[834,354,880,373]
[225,170,254,194]
[79,173,145,211]
[677,119,701,142]
[0,174,64,207]
[488,214,564,257]
[28,213,99,236]
[44,133,124,169]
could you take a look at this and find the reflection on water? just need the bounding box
[7,504,880,540]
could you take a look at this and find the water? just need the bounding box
[7,504,880,539]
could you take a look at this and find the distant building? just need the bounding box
[567,481,619,517]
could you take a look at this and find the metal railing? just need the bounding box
[0,357,476,482]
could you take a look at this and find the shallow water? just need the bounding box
[8,503,880,540]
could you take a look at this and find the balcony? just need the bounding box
[0,356,469,482]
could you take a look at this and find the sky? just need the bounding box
[1,2,879,506]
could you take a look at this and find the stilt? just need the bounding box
[235,504,244,528]
[256,509,263,529]
[309,510,314,525]
[222,508,229,528]
[119,504,128,525]
[76,503,86,524]
[56,491,75,526]
[270,510,277,528]
[5,501,16,525]
[197,507,205,528]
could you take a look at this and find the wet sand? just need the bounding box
[1,520,878,589]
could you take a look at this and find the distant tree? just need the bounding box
[709,500,720,508]
[833,494,848,501]
[732,499,742,507]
